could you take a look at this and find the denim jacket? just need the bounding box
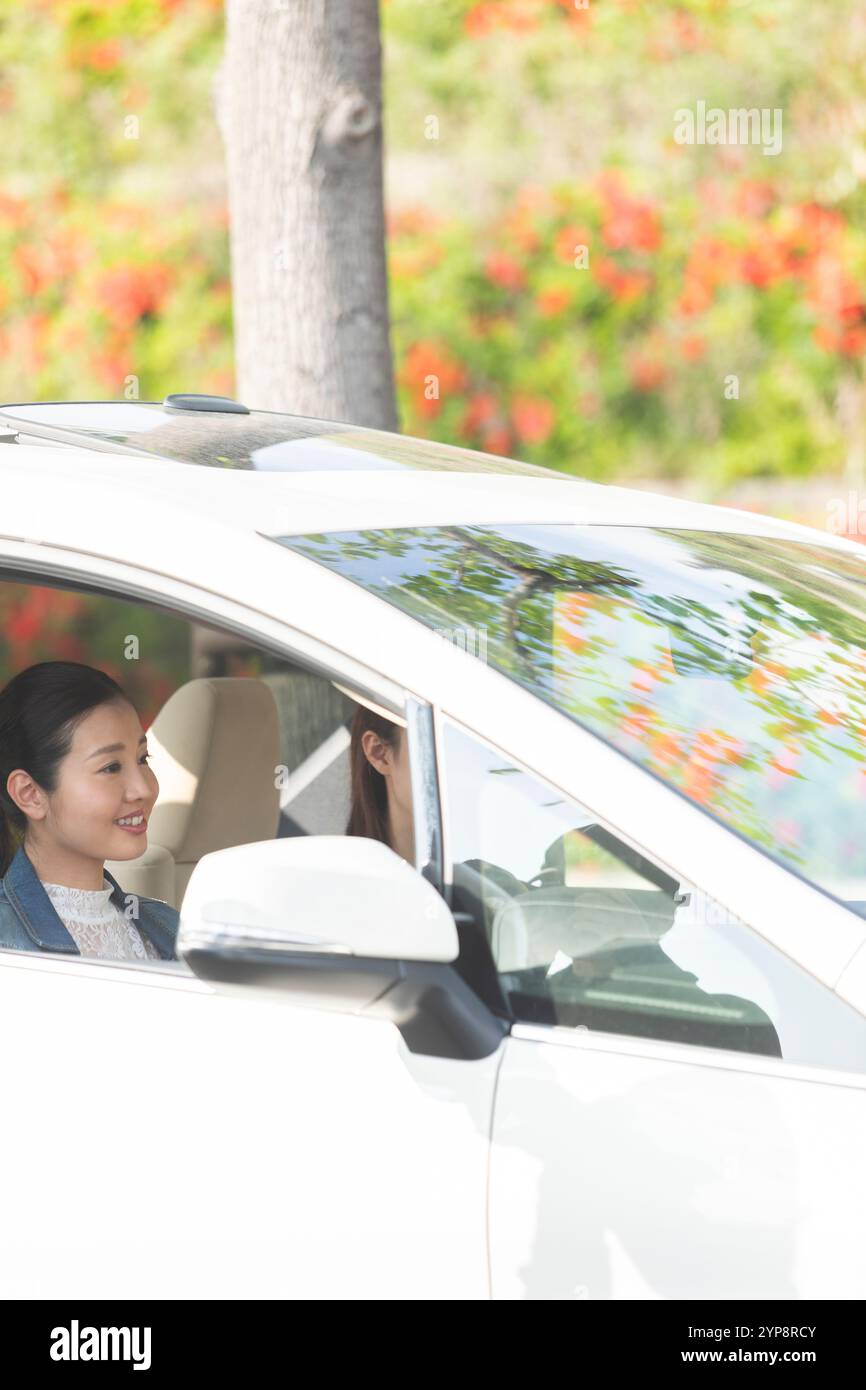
[0,845,179,959]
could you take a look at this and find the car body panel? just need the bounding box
[0,946,498,1298]
[489,1027,866,1300]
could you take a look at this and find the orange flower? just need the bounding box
[400,341,466,418]
[676,275,713,317]
[680,335,706,362]
[47,227,86,279]
[504,203,542,253]
[535,286,572,316]
[484,250,526,291]
[841,326,866,357]
[675,236,738,316]
[614,270,652,304]
[554,225,592,265]
[89,327,134,390]
[595,169,628,205]
[482,424,513,455]
[12,244,53,296]
[804,254,862,319]
[629,353,667,392]
[671,10,704,50]
[94,263,173,328]
[0,193,29,228]
[510,394,554,445]
[557,0,592,30]
[738,236,788,289]
[72,38,123,72]
[593,256,620,292]
[602,201,660,254]
[462,392,498,434]
[792,203,845,255]
[597,171,661,252]
[592,258,651,303]
[813,323,841,353]
[400,340,465,391]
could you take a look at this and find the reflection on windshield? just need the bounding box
[278,524,866,911]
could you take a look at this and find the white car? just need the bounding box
[1,393,865,1300]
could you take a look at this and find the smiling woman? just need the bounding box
[0,661,180,961]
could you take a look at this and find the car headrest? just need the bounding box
[146,677,281,900]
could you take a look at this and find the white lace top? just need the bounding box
[41,878,160,961]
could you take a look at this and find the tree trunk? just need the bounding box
[217,0,397,429]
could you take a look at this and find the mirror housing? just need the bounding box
[176,836,508,1062]
[177,834,459,964]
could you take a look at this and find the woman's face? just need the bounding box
[19,699,159,863]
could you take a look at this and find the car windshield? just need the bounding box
[275,524,866,916]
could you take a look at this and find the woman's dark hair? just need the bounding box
[346,705,400,846]
[0,661,131,876]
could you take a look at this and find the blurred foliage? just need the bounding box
[0,583,190,725]
[383,0,866,487]
[1,0,865,490]
[0,0,232,402]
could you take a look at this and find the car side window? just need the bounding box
[0,578,358,964]
[441,719,866,1074]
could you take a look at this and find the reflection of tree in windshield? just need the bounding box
[281,525,866,901]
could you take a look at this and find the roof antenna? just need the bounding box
[163,393,250,415]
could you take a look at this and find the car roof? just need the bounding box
[0,398,860,553]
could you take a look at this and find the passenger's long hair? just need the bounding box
[0,661,130,876]
[345,705,400,846]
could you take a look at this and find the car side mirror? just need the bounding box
[177,835,459,964]
[175,836,506,1061]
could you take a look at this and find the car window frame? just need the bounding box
[0,545,427,977]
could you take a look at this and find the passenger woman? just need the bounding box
[0,661,179,959]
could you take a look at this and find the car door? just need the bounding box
[0,551,501,1299]
[437,717,866,1300]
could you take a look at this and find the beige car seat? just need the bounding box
[105,677,281,910]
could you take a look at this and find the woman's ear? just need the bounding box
[361,730,392,777]
[6,769,48,824]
